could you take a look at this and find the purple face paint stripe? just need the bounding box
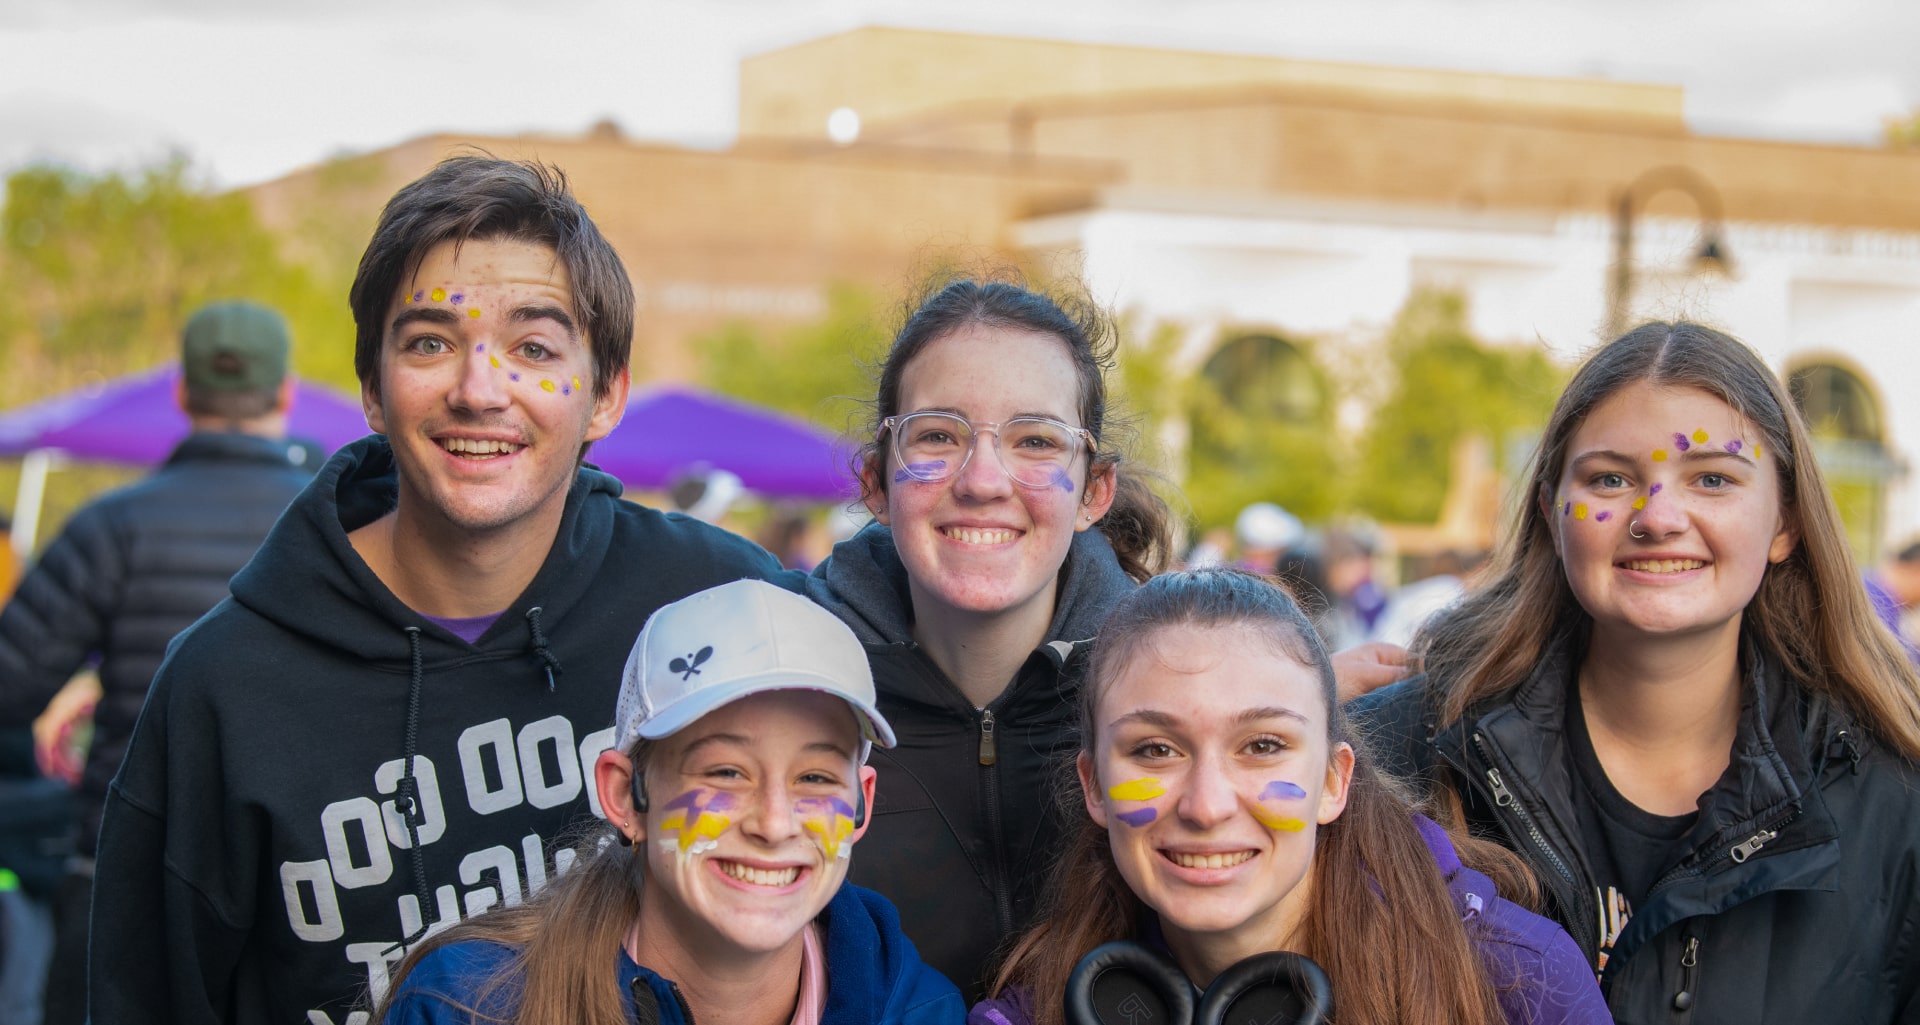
[1596,510,1612,522]
[894,460,947,483]
[1259,781,1307,801]
[1649,483,1662,495]
[1116,807,1157,827]
[1042,465,1076,493]
[661,789,737,813]
[1725,440,1743,453]
[796,795,856,816]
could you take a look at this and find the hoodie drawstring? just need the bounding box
[526,606,562,691]
[391,625,432,951]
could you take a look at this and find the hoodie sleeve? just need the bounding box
[89,655,253,1025]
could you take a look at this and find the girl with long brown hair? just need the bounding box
[979,569,1608,1025]
[372,581,964,1025]
[1351,322,1920,1022]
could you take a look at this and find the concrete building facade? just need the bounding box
[248,26,1920,555]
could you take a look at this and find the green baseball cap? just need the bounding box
[181,301,291,394]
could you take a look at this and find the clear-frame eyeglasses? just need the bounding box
[882,411,1096,489]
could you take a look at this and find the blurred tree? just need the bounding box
[1887,110,1920,148]
[1182,331,1343,528]
[1349,290,1562,523]
[0,156,357,410]
[697,283,889,434]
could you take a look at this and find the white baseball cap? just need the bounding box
[613,579,896,753]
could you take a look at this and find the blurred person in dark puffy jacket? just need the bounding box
[0,300,315,1025]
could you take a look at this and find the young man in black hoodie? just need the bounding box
[88,158,785,1025]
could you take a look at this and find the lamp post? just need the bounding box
[1606,165,1734,339]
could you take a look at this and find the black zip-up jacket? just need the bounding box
[0,431,314,857]
[1347,633,1920,1024]
[807,524,1135,1001]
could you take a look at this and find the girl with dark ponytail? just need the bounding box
[806,277,1174,998]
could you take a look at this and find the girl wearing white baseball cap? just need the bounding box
[375,579,964,1025]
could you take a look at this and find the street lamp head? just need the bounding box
[1693,231,1734,278]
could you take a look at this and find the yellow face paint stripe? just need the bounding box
[1108,777,1166,802]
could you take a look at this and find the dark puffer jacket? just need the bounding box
[0,431,313,854]
[1348,632,1920,1025]
[807,524,1135,1001]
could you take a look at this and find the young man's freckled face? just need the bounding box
[1080,625,1353,954]
[365,238,627,538]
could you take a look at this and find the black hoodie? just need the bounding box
[806,524,1135,1000]
[89,436,784,1025]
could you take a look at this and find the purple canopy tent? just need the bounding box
[0,363,369,555]
[589,387,857,501]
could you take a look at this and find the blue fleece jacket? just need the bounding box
[385,883,964,1025]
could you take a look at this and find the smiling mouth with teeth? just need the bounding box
[942,527,1018,545]
[1165,850,1257,870]
[1624,559,1706,573]
[718,861,802,887]
[439,438,525,458]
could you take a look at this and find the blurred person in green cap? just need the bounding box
[0,299,317,1025]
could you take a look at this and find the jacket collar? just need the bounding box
[164,429,313,470]
[1437,628,1844,964]
[806,522,1135,649]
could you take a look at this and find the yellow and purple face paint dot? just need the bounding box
[796,796,859,860]
[1108,776,1166,827]
[1249,780,1308,832]
[656,789,737,858]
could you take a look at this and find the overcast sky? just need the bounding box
[4,0,1916,188]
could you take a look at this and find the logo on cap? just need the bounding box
[669,646,714,681]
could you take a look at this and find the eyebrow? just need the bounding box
[509,302,578,338]
[1571,447,1754,468]
[1106,705,1310,732]
[388,306,460,336]
[907,406,1076,423]
[677,733,858,763]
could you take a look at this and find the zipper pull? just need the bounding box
[979,709,998,766]
[1485,767,1515,807]
[1672,935,1699,1011]
[1729,828,1778,863]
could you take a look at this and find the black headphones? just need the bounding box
[1064,941,1333,1025]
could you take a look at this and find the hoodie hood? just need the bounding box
[230,434,624,669]
[806,521,1135,649]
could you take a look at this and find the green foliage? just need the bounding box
[0,157,359,411]
[697,284,889,434]
[1349,291,1563,523]
[1181,333,1343,528]
[1888,110,1920,148]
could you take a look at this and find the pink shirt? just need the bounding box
[789,921,827,1025]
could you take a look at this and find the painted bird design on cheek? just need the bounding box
[656,789,737,860]
[1107,776,1167,827]
[796,796,859,860]
[1248,780,1308,833]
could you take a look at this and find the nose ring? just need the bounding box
[1629,521,1648,540]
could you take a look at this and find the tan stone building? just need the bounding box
[248,26,1920,553]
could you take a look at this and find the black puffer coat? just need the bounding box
[807,524,1135,1001]
[1348,633,1920,1025]
[0,431,313,855]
